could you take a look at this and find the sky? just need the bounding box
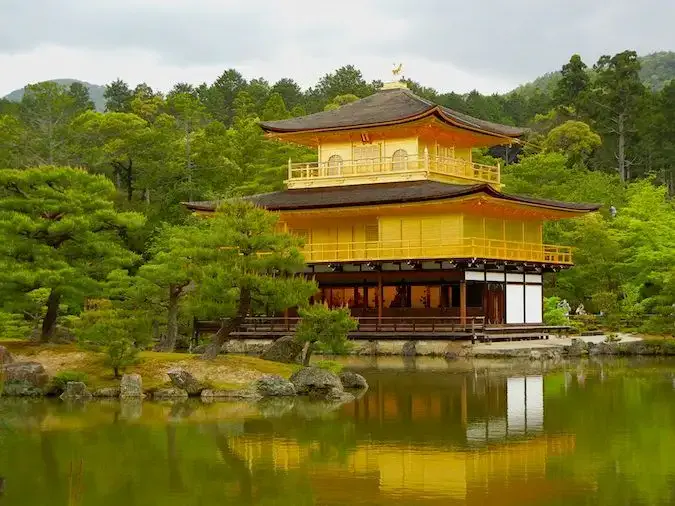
[1,0,674,97]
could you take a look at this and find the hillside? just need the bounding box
[513,51,675,96]
[3,79,106,111]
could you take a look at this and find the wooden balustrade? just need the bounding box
[301,237,573,265]
[286,155,500,188]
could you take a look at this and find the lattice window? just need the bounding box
[438,145,455,160]
[365,224,379,242]
[353,144,380,161]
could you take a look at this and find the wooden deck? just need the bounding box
[193,317,571,345]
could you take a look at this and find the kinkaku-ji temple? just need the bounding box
[186,75,600,340]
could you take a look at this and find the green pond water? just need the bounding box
[2,356,675,505]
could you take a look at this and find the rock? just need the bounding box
[402,341,417,357]
[567,338,588,357]
[290,367,344,400]
[255,375,296,397]
[0,345,13,365]
[93,387,120,398]
[1,362,49,396]
[201,388,262,402]
[338,371,368,389]
[594,342,619,355]
[260,336,304,364]
[529,350,542,361]
[60,382,92,401]
[152,388,188,401]
[167,369,204,396]
[119,374,144,399]
[357,340,378,356]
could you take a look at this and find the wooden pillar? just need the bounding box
[460,280,467,326]
[377,271,383,326]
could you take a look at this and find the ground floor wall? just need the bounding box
[309,269,543,325]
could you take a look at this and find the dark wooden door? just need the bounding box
[485,283,505,324]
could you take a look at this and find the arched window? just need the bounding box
[392,149,408,171]
[327,154,343,176]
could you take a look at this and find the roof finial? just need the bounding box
[381,63,408,90]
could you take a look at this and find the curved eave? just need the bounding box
[181,186,600,215]
[260,106,525,142]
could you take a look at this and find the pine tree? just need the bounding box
[0,166,145,341]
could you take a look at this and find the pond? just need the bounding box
[1,356,675,505]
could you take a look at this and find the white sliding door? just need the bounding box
[506,284,525,324]
[525,284,543,324]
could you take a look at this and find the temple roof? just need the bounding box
[259,87,526,139]
[184,181,601,213]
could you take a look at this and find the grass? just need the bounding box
[1,341,297,392]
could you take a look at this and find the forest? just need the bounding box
[0,48,673,353]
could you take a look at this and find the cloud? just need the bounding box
[0,0,673,96]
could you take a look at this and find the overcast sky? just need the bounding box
[1,0,674,97]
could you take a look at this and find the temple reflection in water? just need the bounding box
[226,368,581,505]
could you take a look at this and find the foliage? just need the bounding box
[543,297,571,326]
[51,371,89,393]
[0,167,145,341]
[295,304,358,365]
[313,360,344,374]
[74,305,151,378]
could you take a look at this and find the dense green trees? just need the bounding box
[0,49,673,341]
[0,167,144,340]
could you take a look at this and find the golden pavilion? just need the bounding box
[186,79,599,327]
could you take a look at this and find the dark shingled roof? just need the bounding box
[259,87,526,138]
[184,181,601,213]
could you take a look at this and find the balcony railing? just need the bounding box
[301,237,572,265]
[286,154,500,188]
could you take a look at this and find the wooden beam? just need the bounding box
[460,280,467,325]
[377,271,383,325]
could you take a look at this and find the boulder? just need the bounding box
[93,387,120,398]
[0,345,13,365]
[167,369,204,396]
[290,367,344,400]
[529,350,542,361]
[255,375,296,397]
[567,338,588,357]
[60,382,92,401]
[201,388,262,402]
[260,336,304,364]
[119,374,144,399]
[153,388,188,401]
[1,362,49,396]
[357,340,378,356]
[402,341,417,357]
[338,371,368,390]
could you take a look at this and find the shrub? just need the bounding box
[314,360,344,374]
[75,306,150,378]
[52,371,89,393]
[544,297,571,326]
[295,304,358,366]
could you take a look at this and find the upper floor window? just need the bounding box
[354,144,380,162]
[326,154,343,176]
[438,145,455,160]
[391,149,408,171]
